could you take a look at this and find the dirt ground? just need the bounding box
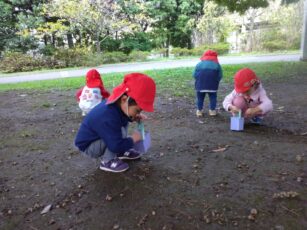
[0,74,306,230]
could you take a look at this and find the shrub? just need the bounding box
[262,40,288,52]
[194,43,230,55]
[53,47,88,67]
[39,45,57,56]
[129,51,149,62]
[171,47,193,57]
[0,52,44,73]
[101,52,129,64]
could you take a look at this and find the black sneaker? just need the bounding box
[99,158,129,173]
[118,149,141,160]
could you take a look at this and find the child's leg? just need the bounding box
[84,139,108,158]
[208,92,217,110]
[196,91,206,110]
[232,96,248,114]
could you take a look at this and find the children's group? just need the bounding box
[74,50,273,173]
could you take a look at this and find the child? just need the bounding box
[76,69,110,116]
[74,73,156,173]
[193,50,223,117]
[223,68,273,124]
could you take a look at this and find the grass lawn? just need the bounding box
[0,62,306,98]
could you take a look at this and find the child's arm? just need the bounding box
[223,90,237,113]
[245,86,273,117]
[258,87,273,114]
[218,64,223,81]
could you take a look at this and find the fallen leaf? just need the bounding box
[212,145,229,153]
[41,204,52,215]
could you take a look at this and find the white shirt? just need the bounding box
[79,86,102,113]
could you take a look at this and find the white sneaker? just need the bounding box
[196,110,203,117]
[209,110,217,116]
[82,111,86,116]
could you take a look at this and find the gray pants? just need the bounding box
[83,126,128,162]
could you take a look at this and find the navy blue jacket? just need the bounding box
[193,60,223,91]
[74,101,134,153]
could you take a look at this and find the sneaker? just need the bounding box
[209,109,217,116]
[99,158,129,173]
[250,116,263,125]
[118,149,141,160]
[82,111,87,116]
[196,110,203,117]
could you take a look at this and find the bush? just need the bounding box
[172,43,229,57]
[0,52,44,73]
[39,45,57,56]
[151,48,168,57]
[101,52,129,64]
[53,47,88,67]
[129,51,149,62]
[194,43,230,56]
[171,47,194,57]
[262,40,288,52]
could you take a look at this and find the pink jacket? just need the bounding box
[223,84,273,114]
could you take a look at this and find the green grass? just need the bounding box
[0,62,307,99]
[0,50,300,77]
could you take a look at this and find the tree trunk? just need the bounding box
[67,33,74,48]
[96,31,101,53]
[166,34,170,57]
[43,34,48,46]
[301,0,307,61]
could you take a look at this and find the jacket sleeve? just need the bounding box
[223,90,235,111]
[258,87,273,114]
[193,62,200,78]
[218,64,223,81]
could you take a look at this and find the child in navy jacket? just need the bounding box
[193,50,223,117]
[74,73,156,173]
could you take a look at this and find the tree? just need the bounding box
[0,0,47,53]
[196,2,235,45]
[211,0,269,13]
[144,0,203,56]
[43,0,128,52]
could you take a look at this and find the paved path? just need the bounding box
[0,54,300,84]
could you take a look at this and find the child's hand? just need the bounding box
[135,113,148,122]
[245,107,262,118]
[229,105,241,115]
[131,130,142,143]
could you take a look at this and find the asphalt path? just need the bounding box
[0,54,300,84]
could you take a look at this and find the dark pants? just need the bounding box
[196,91,217,110]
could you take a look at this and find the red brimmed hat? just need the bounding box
[200,50,219,63]
[107,73,156,112]
[86,69,110,98]
[234,68,260,93]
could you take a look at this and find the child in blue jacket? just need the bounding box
[193,50,223,117]
[74,73,156,173]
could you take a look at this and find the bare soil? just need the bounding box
[0,74,306,230]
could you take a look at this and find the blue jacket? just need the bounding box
[74,101,134,153]
[193,60,223,91]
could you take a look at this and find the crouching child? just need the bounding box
[74,73,156,173]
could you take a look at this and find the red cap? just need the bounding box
[200,50,218,63]
[234,68,260,93]
[86,69,110,98]
[107,73,156,112]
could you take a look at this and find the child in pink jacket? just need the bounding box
[223,68,273,124]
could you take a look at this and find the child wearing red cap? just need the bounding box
[76,69,110,116]
[223,68,273,124]
[74,73,156,173]
[193,50,223,117]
